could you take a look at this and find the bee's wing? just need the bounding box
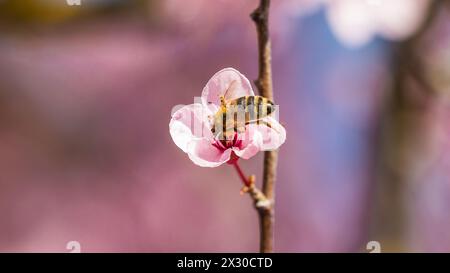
[223,80,244,101]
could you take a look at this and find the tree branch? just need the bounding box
[251,0,278,253]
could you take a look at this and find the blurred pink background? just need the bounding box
[0,0,449,252]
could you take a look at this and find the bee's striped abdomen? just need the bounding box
[246,96,273,123]
[256,96,263,124]
[227,96,246,134]
[212,95,275,140]
[246,96,256,120]
[222,109,227,136]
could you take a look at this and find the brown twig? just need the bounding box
[232,162,271,211]
[250,0,278,253]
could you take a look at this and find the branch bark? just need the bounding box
[251,0,278,253]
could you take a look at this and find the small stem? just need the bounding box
[232,161,251,187]
[231,161,271,212]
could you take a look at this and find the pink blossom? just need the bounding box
[169,68,286,167]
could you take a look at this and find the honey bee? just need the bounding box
[210,95,277,140]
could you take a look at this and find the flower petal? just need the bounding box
[187,138,232,167]
[249,117,286,151]
[169,104,213,153]
[233,130,263,160]
[201,68,255,112]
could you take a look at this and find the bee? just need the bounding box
[210,95,277,140]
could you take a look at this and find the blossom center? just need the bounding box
[212,132,242,151]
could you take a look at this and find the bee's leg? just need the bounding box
[220,96,226,107]
[245,120,280,133]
